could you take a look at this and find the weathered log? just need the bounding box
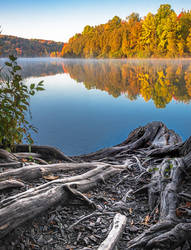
[98,213,127,250]
[0,164,124,238]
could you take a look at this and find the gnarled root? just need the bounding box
[128,143,191,249]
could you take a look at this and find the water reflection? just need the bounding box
[14,58,191,109]
[1,58,191,154]
[62,59,191,108]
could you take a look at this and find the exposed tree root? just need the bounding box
[0,162,108,181]
[1,121,191,249]
[14,144,75,162]
[0,179,25,191]
[0,164,123,238]
[0,149,18,162]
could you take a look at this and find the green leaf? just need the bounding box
[30,83,35,90]
[30,90,35,96]
[36,87,45,91]
[9,55,17,61]
[38,81,44,86]
[5,62,12,67]
[13,65,21,71]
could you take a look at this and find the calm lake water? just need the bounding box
[1,58,191,155]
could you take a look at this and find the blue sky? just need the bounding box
[1,0,190,42]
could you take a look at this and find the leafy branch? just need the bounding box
[0,55,44,150]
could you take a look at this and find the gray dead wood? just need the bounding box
[0,162,107,181]
[98,213,127,250]
[14,144,75,162]
[128,152,191,249]
[0,164,124,238]
[0,162,22,168]
[76,121,181,162]
[0,149,18,162]
[13,152,41,159]
[0,180,25,191]
[0,121,190,249]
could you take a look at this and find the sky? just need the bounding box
[1,0,191,42]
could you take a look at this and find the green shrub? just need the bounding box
[0,55,44,150]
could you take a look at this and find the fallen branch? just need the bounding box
[98,213,127,250]
[0,164,123,238]
[68,211,115,231]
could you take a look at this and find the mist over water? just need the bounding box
[1,58,191,155]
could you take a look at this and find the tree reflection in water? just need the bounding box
[14,58,191,109]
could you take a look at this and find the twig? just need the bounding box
[68,211,115,231]
[122,189,134,202]
[115,174,129,187]
[132,156,147,172]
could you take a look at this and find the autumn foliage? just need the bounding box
[0,35,64,57]
[60,4,191,58]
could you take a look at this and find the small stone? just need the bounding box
[96,217,101,225]
[89,222,95,227]
[77,232,82,242]
[101,229,107,233]
[48,214,55,224]
[89,235,97,243]
[31,228,35,236]
[124,235,130,241]
[37,235,44,245]
[97,205,103,211]
[83,237,90,245]
[20,243,25,250]
[46,238,53,243]
[129,225,139,233]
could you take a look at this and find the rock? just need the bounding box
[129,225,139,233]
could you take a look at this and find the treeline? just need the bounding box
[60,4,191,58]
[0,35,64,57]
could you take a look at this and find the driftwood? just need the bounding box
[1,121,191,249]
[0,164,122,238]
[98,213,127,250]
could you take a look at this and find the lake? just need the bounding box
[1,58,191,156]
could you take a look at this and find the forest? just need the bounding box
[59,4,191,58]
[0,35,64,57]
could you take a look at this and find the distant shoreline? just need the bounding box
[1,56,191,60]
